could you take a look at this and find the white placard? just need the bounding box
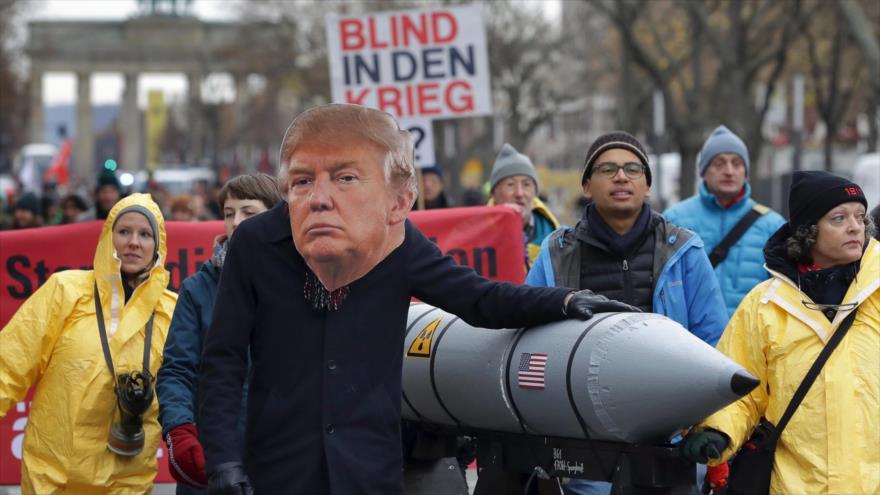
[398,117,435,168]
[326,4,492,120]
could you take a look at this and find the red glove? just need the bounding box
[165,423,208,488]
[705,462,729,493]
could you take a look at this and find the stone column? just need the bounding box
[29,67,44,143]
[233,72,248,134]
[187,72,203,164]
[122,72,141,170]
[74,71,93,182]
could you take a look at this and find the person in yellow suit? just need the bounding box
[680,171,879,494]
[0,193,177,494]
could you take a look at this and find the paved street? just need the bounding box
[0,468,479,494]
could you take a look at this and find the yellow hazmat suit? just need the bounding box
[700,238,879,494]
[0,194,177,494]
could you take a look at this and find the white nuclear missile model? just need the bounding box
[401,303,758,444]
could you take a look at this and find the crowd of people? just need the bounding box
[0,103,877,495]
[0,168,223,231]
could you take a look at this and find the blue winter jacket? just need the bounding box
[526,216,727,346]
[663,182,785,316]
[157,261,247,495]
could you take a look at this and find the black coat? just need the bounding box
[198,202,571,495]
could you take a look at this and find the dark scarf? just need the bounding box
[122,279,135,303]
[579,203,653,256]
[764,224,860,321]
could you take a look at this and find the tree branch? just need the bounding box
[837,0,880,91]
[643,6,678,73]
[591,0,669,87]
[683,0,735,66]
[743,0,775,32]
[745,0,809,81]
[805,21,828,115]
[751,7,802,151]
[834,61,863,124]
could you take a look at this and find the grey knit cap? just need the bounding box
[490,143,539,193]
[697,125,750,177]
[114,205,160,261]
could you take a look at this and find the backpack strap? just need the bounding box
[708,204,769,267]
[775,310,857,434]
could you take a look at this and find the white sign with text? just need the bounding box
[326,4,492,120]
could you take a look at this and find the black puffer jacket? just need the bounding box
[575,216,655,312]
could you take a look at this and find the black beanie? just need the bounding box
[582,131,651,186]
[97,169,121,191]
[789,170,867,231]
[14,192,41,216]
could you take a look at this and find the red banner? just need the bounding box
[0,206,524,484]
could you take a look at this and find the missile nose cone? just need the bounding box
[730,369,760,397]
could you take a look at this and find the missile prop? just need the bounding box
[402,304,758,443]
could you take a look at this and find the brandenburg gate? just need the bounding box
[26,0,283,180]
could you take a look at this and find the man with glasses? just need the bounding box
[664,126,785,316]
[527,131,728,495]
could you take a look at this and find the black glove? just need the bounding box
[208,462,254,495]
[680,430,729,464]
[564,290,641,320]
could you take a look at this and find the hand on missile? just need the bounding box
[208,462,254,495]
[680,429,729,464]
[564,290,641,320]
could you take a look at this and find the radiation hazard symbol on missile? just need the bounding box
[407,318,441,359]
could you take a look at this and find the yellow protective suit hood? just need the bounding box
[94,194,170,341]
[0,193,177,494]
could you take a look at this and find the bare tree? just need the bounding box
[589,0,815,195]
[226,0,411,161]
[220,4,310,151]
[433,0,572,198]
[483,2,566,148]
[802,1,866,169]
[837,0,880,151]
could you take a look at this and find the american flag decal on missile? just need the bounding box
[518,352,547,390]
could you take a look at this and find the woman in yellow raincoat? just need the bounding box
[0,193,177,494]
[681,171,879,494]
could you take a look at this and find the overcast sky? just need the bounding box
[24,0,560,106]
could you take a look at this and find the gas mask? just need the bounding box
[93,279,158,458]
[107,370,155,456]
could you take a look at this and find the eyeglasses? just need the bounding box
[801,300,857,312]
[797,273,858,313]
[592,162,646,180]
